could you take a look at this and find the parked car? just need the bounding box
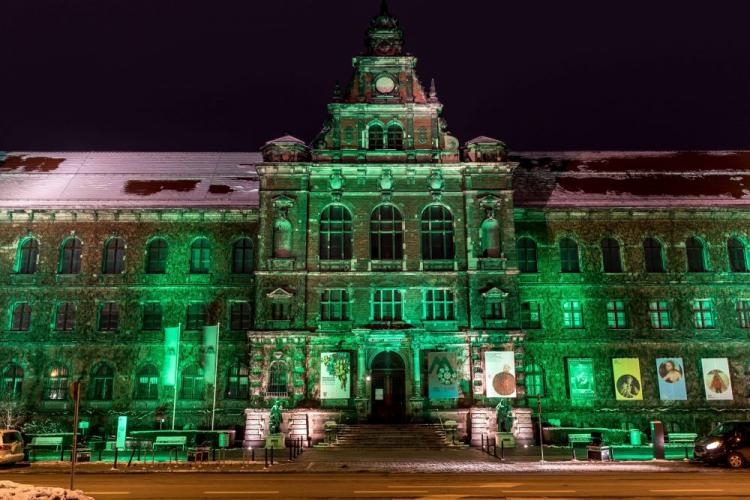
[694,421,750,468]
[0,429,25,465]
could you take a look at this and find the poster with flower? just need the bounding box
[702,357,734,401]
[428,352,459,399]
[320,352,350,400]
[485,351,517,398]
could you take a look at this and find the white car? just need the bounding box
[0,430,25,465]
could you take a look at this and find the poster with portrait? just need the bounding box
[656,357,687,400]
[567,358,595,406]
[485,351,517,398]
[428,352,459,399]
[612,358,643,401]
[320,352,350,400]
[702,358,734,401]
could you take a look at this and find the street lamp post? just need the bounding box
[537,394,545,463]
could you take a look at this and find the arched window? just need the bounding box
[55,303,76,331]
[320,205,353,260]
[368,124,384,150]
[145,238,168,274]
[1,363,23,399]
[728,237,748,273]
[386,124,404,150]
[516,237,538,273]
[480,217,501,258]
[525,363,545,397]
[272,216,293,258]
[10,303,31,331]
[559,238,580,273]
[421,205,454,260]
[267,361,288,397]
[686,237,707,272]
[643,237,665,273]
[180,364,204,400]
[190,238,211,274]
[90,363,114,401]
[15,238,39,274]
[370,205,403,260]
[59,237,82,274]
[225,361,249,400]
[232,238,254,274]
[44,365,69,400]
[135,364,159,400]
[601,237,623,273]
[103,237,126,274]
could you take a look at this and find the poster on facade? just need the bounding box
[484,351,517,398]
[702,358,734,401]
[612,358,643,401]
[320,352,350,400]
[567,358,595,406]
[428,352,459,399]
[656,357,687,400]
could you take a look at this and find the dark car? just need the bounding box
[694,421,750,468]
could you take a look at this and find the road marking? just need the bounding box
[650,489,724,493]
[86,492,130,496]
[204,492,279,495]
[503,490,576,494]
[355,491,429,495]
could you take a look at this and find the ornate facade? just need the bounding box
[2,3,750,441]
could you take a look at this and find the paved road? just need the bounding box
[4,471,750,499]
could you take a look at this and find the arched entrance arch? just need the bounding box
[370,351,406,423]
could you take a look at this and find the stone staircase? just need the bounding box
[330,424,449,449]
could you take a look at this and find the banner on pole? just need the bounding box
[485,351,517,398]
[428,352,459,399]
[163,326,181,386]
[320,352,350,400]
[702,357,734,401]
[203,325,219,384]
[656,357,687,400]
[612,358,643,401]
[116,416,128,451]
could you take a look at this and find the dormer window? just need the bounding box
[368,124,384,150]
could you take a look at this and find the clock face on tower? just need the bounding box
[375,75,396,94]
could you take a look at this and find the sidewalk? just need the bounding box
[13,445,704,475]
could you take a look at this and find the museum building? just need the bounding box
[1,3,750,443]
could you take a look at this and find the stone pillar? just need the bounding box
[412,345,421,396]
[357,348,366,398]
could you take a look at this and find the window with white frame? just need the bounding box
[320,289,349,321]
[606,300,628,329]
[423,289,454,321]
[562,301,584,329]
[692,299,716,329]
[373,289,403,322]
[736,300,750,329]
[648,300,672,329]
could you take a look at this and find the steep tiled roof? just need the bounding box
[512,151,750,208]
[0,152,261,209]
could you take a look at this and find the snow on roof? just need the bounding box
[512,151,750,208]
[264,135,306,145]
[466,136,505,145]
[0,152,261,209]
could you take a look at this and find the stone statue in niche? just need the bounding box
[496,398,514,433]
[480,210,502,258]
[428,169,444,199]
[272,209,293,259]
[379,170,394,199]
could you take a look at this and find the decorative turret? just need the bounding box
[366,0,405,56]
[462,136,508,162]
[261,135,311,163]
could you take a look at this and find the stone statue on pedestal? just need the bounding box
[496,398,514,433]
[269,400,283,434]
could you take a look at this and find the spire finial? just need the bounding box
[380,0,390,15]
[429,78,438,101]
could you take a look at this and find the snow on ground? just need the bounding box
[0,481,94,500]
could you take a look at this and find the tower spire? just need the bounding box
[380,0,390,15]
[429,78,438,102]
[366,0,404,56]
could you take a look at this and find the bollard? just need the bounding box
[571,446,577,461]
[481,434,485,453]
[113,446,119,469]
[289,443,292,461]
[500,439,504,460]
[252,448,255,462]
[270,446,274,465]
[264,448,268,467]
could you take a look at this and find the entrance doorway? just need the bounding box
[370,351,406,423]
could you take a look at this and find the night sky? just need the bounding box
[2,0,749,152]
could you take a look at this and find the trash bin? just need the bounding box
[630,429,642,446]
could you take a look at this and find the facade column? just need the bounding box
[357,348,366,398]
[412,345,421,397]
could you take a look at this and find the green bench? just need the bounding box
[29,436,64,461]
[568,433,593,446]
[153,436,187,462]
[667,432,698,444]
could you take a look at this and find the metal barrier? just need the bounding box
[480,434,504,460]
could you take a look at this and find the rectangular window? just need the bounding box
[484,298,506,320]
[142,302,162,331]
[423,289,454,321]
[606,300,628,329]
[737,300,750,329]
[648,300,672,329]
[373,289,403,322]
[230,301,252,330]
[55,303,76,331]
[271,302,290,321]
[692,299,716,329]
[99,303,119,331]
[320,289,349,321]
[11,303,31,331]
[186,302,207,330]
[562,301,584,329]
[520,301,542,329]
